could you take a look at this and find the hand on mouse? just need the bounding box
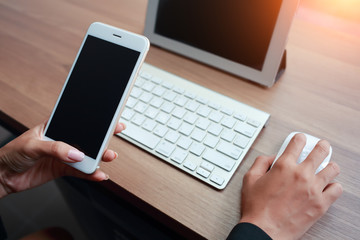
[0,121,126,198]
[239,133,343,240]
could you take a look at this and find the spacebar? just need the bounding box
[121,124,161,150]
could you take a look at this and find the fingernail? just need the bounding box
[114,152,118,159]
[98,171,110,180]
[119,123,126,131]
[103,173,110,180]
[68,149,85,162]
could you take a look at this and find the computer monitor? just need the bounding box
[144,0,299,87]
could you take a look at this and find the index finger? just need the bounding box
[276,133,306,166]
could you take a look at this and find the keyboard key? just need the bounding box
[131,114,146,126]
[142,82,155,92]
[221,107,233,116]
[196,167,210,178]
[217,141,243,160]
[125,97,137,108]
[139,92,153,103]
[150,96,164,108]
[171,148,188,164]
[172,107,186,119]
[140,71,152,80]
[247,118,261,128]
[196,118,210,130]
[234,112,247,121]
[208,101,221,110]
[142,119,157,132]
[177,136,192,150]
[165,130,180,143]
[173,96,188,107]
[183,160,197,171]
[156,112,170,125]
[156,140,175,157]
[234,122,256,137]
[163,91,177,102]
[167,117,182,130]
[208,123,223,136]
[185,101,200,112]
[220,129,236,142]
[183,112,198,124]
[200,161,215,172]
[151,76,163,85]
[233,135,250,148]
[203,150,236,172]
[145,106,159,119]
[209,111,224,123]
[153,125,168,137]
[134,102,148,114]
[179,122,194,136]
[161,102,175,113]
[153,86,166,97]
[121,124,160,150]
[173,86,185,94]
[221,116,236,129]
[184,91,196,99]
[210,174,224,186]
[197,106,212,118]
[162,81,174,89]
[121,108,135,121]
[130,87,142,98]
[196,96,208,105]
[134,77,145,87]
[203,135,219,148]
[189,142,205,156]
[191,129,206,142]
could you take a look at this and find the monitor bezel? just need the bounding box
[144,0,299,87]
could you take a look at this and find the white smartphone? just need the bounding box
[43,22,149,174]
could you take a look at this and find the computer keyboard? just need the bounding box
[118,63,270,189]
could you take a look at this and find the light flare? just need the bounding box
[301,0,360,21]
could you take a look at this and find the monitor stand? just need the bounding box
[275,49,287,81]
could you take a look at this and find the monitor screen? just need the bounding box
[154,0,283,71]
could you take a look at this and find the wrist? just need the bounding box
[240,216,297,240]
[0,150,10,198]
[0,169,9,198]
[240,216,275,240]
[229,222,272,240]
[0,182,8,198]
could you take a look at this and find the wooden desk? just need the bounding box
[0,0,359,239]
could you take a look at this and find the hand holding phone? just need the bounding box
[43,22,149,173]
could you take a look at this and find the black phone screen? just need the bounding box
[45,35,140,159]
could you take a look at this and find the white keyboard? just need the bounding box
[118,63,270,189]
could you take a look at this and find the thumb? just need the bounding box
[249,155,275,175]
[35,140,85,163]
[244,155,275,186]
[35,122,84,162]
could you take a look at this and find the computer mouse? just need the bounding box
[271,132,332,174]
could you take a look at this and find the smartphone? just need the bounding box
[43,22,149,174]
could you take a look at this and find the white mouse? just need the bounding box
[271,132,332,174]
